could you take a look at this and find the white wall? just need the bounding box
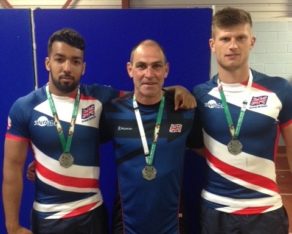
[251,21,292,82]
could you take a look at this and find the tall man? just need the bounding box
[2,29,195,234]
[191,7,292,234]
[101,39,195,234]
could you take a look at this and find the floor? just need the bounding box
[276,148,292,233]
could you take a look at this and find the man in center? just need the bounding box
[101,39,195,234]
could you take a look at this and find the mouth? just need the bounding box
[60,75,74,81]
[225,54,239,59]
[142,81,157,86]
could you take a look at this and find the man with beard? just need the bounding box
[2,29,195,234]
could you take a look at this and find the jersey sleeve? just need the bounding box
[6,97,31,140]
[278,80,292,127]
[90,83,120,103]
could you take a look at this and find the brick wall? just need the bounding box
[251,21,292,82]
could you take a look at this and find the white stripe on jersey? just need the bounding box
[202,189,283,213]
[34,95,103,128]
[208,83,282,120]
[33,193,101,219]
[204,130,276,183]
[33,144,99,179]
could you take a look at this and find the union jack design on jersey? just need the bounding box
[192,69,292,215]
[6,84,119,219]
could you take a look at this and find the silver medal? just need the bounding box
[59,152,74,168]
[142,165,157,180]
[227,139,243,155]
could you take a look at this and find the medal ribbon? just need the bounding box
[218,70,253,139]
[133,95,165,166]
[46,86,80,153]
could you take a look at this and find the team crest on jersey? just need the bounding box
[250,95,268,108]
[82,104,96,121]
[204,99,223,109]
[34,116,55,127]
[169,124,182,133]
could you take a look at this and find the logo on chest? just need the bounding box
[34,116,55,127]
[249,95,268,109]
[204,99,223,109]
[169,124,183,133]
[81,104,96,122]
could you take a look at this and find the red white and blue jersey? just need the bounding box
[6,84,119,219]
[191,69,292,215]
[101,92,195,234]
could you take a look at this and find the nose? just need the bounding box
[145,66,154,77]
[229,38,239,49]
[63,60,72,73]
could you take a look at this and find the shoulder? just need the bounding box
[104,93,132,112]
[80,83,120,103]
[164,91,194,116]
[192,75,217,98]
[11,87,45,111]
[251,69,291,92]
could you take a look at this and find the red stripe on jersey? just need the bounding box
[36,161,99,189]
[252,82,272,92]
[232,206,272,215]
[63,202,99,218]
[5,133,30,142]
[206,151,279,193]
[80,93,97,100]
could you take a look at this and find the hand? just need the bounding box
[26,161,36,181]
[173,86,196,110]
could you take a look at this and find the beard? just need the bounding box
[51,75,79,93]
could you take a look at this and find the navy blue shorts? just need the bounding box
[31,205,109,234]
[201,206,289,234]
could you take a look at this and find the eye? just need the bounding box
[220,37,230,42]
[237,36,247,42]
[151,63,164,70]
[72,59,82,65]
[54,57,64,63]
[135,63,147,70]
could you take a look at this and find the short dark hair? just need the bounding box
[47,28,85,55]
[212,7,253,35]
[130,39,168,64]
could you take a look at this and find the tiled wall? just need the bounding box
[251,21,292,82]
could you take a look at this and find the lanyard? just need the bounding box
[133,95,165,166]
[46,86,80,153]
[217,70,253,139]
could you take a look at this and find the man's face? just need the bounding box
[45,41,85,95]
[127,44,169,101]
[209,23,255,72]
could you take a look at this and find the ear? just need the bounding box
[209,38,215,53]
[164,63,169,79]
[250,36,256,49]
[127,62,133,79]
[82,62,86,76]
[45,57,50,71]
